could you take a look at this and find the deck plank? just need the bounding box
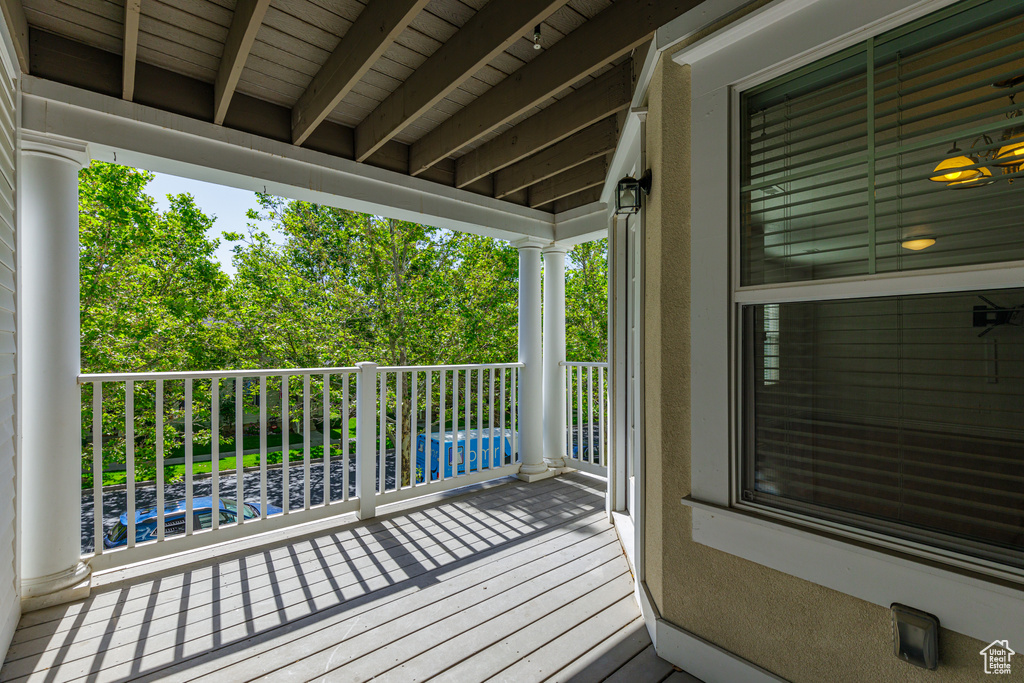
[0,473,646,683]
[3,498,602,680]
[601,644,677,683]
[4,484,600,669]
[541,616,651,683]
[11,477,591,644]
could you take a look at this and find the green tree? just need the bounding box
[79,161,231,483]
[80,161,231,373]
[565,239,608,362]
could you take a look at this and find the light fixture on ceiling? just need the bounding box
[901,237,937,251]
[533,25,542,50]
[929,143,980,184]
[932,75,1024,188]
[993,74,1024,175]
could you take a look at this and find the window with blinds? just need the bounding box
[742,290,1024,568]
[738,0,1024,571]
[740,0,1024,286]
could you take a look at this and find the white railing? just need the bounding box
[562,361,609,476]
[79,362,521,570]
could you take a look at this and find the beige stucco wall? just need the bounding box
[641,51,1012,683]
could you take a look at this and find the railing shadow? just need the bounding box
[4,476,605,683]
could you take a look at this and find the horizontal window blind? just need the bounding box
[741,0,1024,286]
[742,289,1024,568]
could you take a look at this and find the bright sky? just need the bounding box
[145,172,284,276]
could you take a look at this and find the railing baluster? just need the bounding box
[424,370,432,483]
[235,377,243,525]
[587,366,594,463]
[125,381,135,548]
[598,366,606,467]
[576,366,583,465]
[499,368,506,466]
[282,374,289,515]
[323,373,331,506]
[212,378,219,530]
[157,379,165,539]
[457,370,464,476]
[260,375,267,520]
[304,373,311,510]
[92,381,103,554]
[342,372,350,501]
[489,368,496,468]
[342,374,350,501]
[410,371,418,486]
[438,369,446,484]
[185,378,193,535]
[463,370,470,477]
[512,368,518,465]
[476,368,483,472]
[378,371,387,493]
[569,368,577,464]
[395,372,404,490]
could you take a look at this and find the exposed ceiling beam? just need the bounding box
[354,0,569,162]
[455,61,631,188]
[553,185,603,214]
[528,155,608,208]
[213,0,271,125]
[493,115,619,199]
[0,0,28,73]
[409,0,701,176]
[121,0,141,100]
[292,0,429,146]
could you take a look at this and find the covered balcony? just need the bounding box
[4,0,1021,680]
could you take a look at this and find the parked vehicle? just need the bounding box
[103,497,282,548]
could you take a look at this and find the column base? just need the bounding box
[21,562,91,612]
[544,458,567,469]
[517,468,556,483]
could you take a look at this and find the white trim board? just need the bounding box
[552,201,609,245]
[631,576,785,683]
[654,615,787,683]
[20,77,561,244]
[683,499,1024,648]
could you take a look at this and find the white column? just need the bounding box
[514,239,550,480]
[542,244,567,469]
[19,133,91,604]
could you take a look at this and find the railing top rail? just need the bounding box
[560,361,609,367]
[78,361,526,384]
[373,362,524,373]
[78,366,360,383]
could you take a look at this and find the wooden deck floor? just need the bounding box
[2,473,695,683]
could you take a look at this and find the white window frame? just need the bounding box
[676,0,1024,646]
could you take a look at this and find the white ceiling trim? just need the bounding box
[20,76,556,244]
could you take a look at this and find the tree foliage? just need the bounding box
[78,161,607,481]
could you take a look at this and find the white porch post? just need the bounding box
[19,133,91,606]
[542,244,567,469]
[514,239,551,481]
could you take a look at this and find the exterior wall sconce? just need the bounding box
[615,169,652,215]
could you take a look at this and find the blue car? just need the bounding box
[103,497,283,548]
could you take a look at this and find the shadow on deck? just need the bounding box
[2,473,690,683]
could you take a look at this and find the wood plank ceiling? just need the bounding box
[11,0,701,214]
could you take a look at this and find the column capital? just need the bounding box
[21,131,90,167]
[541,242,570,255]
[511,236,548,251]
